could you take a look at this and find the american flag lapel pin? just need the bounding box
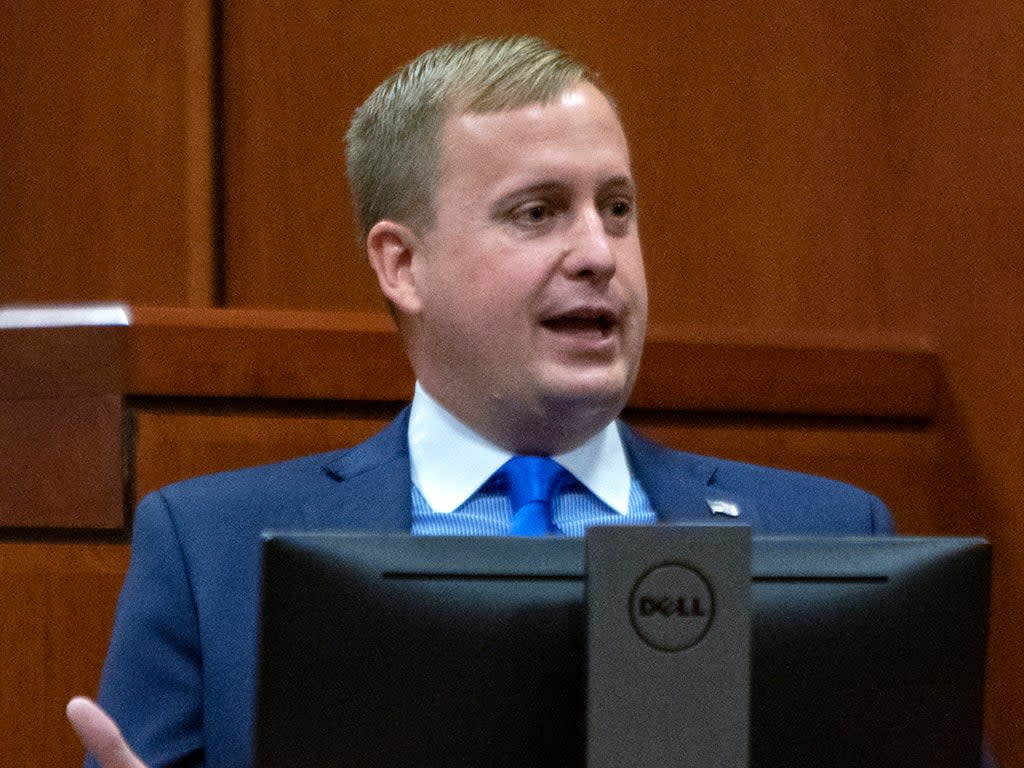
[707,499,740,518]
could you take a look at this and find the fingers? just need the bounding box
[66,697,148,768]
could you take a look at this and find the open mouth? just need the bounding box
[541,311,617,337]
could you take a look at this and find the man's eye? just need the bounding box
[512,203,555,225]
[607,199,632,218]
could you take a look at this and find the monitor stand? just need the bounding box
[585,525,752,768]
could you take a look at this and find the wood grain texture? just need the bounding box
[0,395,124,528]
[132,404,400,502]
[127,307,410,401]
[0,326,126,400]
[0,323,127,528]
[216,0,912,333]
[0,543,130,768]
[0,0,214,306]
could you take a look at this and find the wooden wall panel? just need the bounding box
[0,543,130,768]
[131,404,400,503]
[0,395,124,528]
[218,0,911,330]
[0,0,214,305]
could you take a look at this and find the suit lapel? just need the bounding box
[299,411,758,533]
[301,408,413,532]
[620,423,759,528]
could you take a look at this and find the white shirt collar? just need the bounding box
[408,382,633,515]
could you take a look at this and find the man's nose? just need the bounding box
[564,206,616,280]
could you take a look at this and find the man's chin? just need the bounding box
[482,374,632,454]
[536,370,633,419]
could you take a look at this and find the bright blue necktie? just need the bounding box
[501,455,568,536]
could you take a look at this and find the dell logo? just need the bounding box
[629,564,715,652]
[638,596,708,618]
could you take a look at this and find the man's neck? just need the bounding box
[414,381,622,455]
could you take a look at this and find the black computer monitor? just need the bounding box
[254,533,990,768]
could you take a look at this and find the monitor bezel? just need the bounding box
[254,532,990,768]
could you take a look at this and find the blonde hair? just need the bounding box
[345,36,607,242]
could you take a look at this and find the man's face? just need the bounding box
[403,82,648,453]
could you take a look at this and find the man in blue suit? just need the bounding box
[68,36,892,768]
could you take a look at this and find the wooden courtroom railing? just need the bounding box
[1,303,940,531]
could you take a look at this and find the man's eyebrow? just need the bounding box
[488,175,637,218]
[599,175,637,195]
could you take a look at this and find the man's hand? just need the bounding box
[66,697,148,768]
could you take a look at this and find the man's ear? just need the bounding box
[366,220,424,315]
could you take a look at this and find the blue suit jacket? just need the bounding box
[92,410,893,768]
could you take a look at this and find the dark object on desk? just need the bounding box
[254,533,989,768]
